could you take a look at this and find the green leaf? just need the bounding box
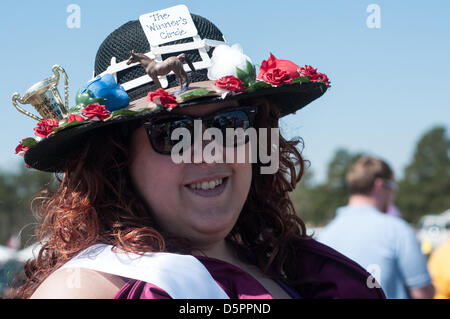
[75,89,105,108]
[52,120,85,133]
[104,108,149,121]
[21,138,38,148]
[292,76,310,84]
[235,67,249,84]
[69,106,83,114]
[246,60,256,82]
[236,60,257,86]
[178,88,217,102]
[245,81,272,92]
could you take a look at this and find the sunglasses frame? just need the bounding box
[142,106,258,155]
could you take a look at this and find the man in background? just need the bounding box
[318,155,434,298]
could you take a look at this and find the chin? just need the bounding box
[189,212,237,236]
[184,225,232,248]
[195,217,236,235]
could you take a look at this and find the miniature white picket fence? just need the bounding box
[95,35,227,91]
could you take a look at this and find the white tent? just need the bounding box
[0,245,17,263]
[17,243,41,263]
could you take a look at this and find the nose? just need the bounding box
[189,120,224,164]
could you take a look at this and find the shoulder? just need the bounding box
[384,216,421,248]
[295,238,386,299]
[30,267,126,299]
[381,213,412,230]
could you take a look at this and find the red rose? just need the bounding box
[147,88,178,109]
[311,72,330,87]
[260,68,292,86]
[81,103,111,121]
[15,139,30,156]
[298,65,330,87]
[68,114,86,122]
[215,76,247,92]
[298,65,318,78]
[33,119,59,137]
[257,53,299,86]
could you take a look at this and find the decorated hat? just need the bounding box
[14,5,329,172]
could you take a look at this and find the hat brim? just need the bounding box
[24,81,327,172]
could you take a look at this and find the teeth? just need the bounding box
[188,178,224,190]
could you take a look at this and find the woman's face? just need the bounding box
[129,101,252,248]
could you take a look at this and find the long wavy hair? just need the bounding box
[12,97,310,298]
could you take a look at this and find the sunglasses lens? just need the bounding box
[212,110,252,147]
[146,107,256,154]
[148,118,193,154]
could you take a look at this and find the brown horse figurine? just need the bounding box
[127,50,196,90]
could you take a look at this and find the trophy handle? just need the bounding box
[52,65,69,113]
[11,93,42,121]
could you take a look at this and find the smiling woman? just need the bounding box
[9,7,384,299]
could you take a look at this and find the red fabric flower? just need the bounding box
[260,68,292,87]
[146,88,178,109]
[68,114,86,122]
[81,103,111,121]
[33,119,59,137]
[298,65,318,78]
[257,53,299,86]
[298,65,330,87]
[15,139,30,155]
[215,75,247,92]
[312,72,330,87]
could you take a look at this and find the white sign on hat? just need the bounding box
[139,5,198,46]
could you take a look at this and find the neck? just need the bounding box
[348,194,387,212]
[348,194,377,208]
[135,54,151,62]
[192,239,240,264]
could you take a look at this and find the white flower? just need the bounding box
[207,44,252,80]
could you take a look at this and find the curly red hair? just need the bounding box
[12,97,310,298]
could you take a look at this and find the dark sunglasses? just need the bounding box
[143,106,258,155]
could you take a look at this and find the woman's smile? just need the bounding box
[184,176,229,197]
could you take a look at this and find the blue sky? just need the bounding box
[1,0,449,184]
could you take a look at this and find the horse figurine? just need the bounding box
[127,50,196,91]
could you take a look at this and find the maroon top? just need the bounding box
[114,239,386,299]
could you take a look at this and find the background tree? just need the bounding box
[291,149,362,226]
[0,165,54,248]
[396,126,450,223]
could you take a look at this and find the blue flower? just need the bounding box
[81,74,129,111]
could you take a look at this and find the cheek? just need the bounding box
[231,162,252,202]
[225,143,252,206]
[129,129,182,216]
[132,153,172,192]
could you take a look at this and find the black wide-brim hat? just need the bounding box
[22,13,328,172]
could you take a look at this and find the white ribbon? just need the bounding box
[60,244,229,299]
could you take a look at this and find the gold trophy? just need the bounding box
[12,65,69,121]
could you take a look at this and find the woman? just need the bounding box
[12,12,384,299]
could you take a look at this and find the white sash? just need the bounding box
[60,244,229,299]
